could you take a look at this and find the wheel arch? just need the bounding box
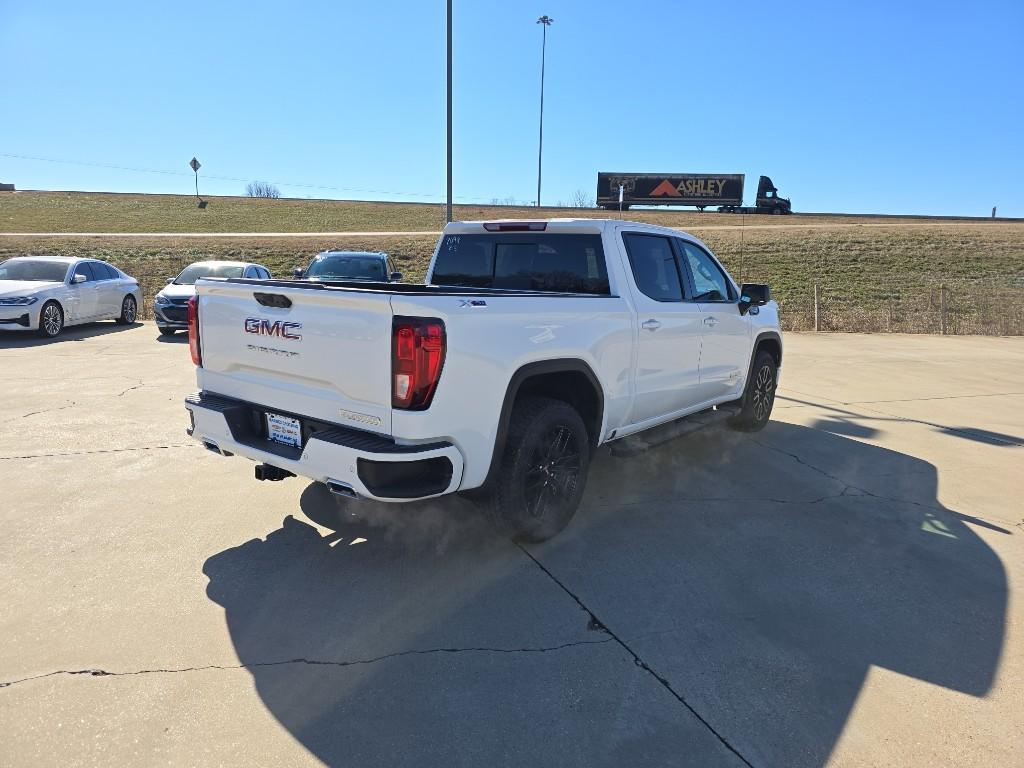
[754,331,782,367]
[746,331,782,388]
[39,297,65,321]
[481,359,605,489]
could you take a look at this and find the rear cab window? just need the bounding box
[432,233,610,294]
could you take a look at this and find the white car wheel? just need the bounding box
[38,301,64,338]
[117,295,137,325]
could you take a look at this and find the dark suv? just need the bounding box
[292,251,403,282]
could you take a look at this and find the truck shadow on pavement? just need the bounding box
[203,421,1008,768]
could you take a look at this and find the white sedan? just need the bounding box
[0,256,142,338]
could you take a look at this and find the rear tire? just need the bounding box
[489,396,591,542]
[116,295,137,325]
[37,301,64,338]
[729,351,777,432]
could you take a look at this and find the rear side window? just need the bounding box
[622,233,683,301]
[98,263,119,280]
[432,233,609,294]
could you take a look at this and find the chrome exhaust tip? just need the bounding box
[326,479,359,499]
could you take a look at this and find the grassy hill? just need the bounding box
[0,190,977,233]
[2,191,1022,334]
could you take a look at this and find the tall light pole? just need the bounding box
[446,0,453,223]
[536,15,553,207]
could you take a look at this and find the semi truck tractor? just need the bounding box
[596,172,792,214]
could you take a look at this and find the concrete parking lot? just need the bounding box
[1,323,1021,767]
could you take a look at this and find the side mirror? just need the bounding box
[292,267,305,279]
[739,283,770,315]
[72,273,87,284]
[165,277,175,285]
[390,272,404,282]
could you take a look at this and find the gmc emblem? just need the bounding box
[244,317,302,340]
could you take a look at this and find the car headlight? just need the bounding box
[155,294,170,305]
[0,296,39,306]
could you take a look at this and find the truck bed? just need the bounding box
[216,277,617,298]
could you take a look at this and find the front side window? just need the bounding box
[622,233,683,302]
[74,263,97,282]
[679,242,733,302]
[0,259,69,282]
[432,234,609,294]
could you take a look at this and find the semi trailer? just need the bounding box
[596,172,792,214]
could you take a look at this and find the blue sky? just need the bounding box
[2,0,1021,216]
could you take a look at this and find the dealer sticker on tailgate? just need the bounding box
[266,412,302,448]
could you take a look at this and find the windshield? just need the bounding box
[0,259,69,282]
[305,254,387,281]
[174,263,246,285]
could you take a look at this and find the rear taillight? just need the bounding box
[188,295,202,367]
[392,316,445,410]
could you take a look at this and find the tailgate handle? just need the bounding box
[254,292,292,309]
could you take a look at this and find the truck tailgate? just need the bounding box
[195,280,394,435]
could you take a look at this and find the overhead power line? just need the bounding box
[0,152,515,203]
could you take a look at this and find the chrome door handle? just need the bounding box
[703,316,718,326]
[641,319,662,331]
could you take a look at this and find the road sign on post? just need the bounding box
[189,157,205,208]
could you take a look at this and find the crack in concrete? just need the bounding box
[751,437,853,489]
[115,382,145,397]
[0,443,197,460]
[0,639,614,690]
[840,391,1024,406]
[21,402,76,419]
[515,543,755,768]
[751,438,1013,532]
[778,395,1024,448]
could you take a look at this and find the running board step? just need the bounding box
[610,407,735,457]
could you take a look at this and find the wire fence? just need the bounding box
[132,278,1023,336]
[777,280,1024,335]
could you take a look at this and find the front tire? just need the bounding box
[116,295,137,325]
[37,301,64,338]
[489,397,591,542]
[729,351,777,432]
[158,327,177,337]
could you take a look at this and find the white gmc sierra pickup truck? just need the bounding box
[185,219,781,541]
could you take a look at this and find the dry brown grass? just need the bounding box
[2,192,1022,334]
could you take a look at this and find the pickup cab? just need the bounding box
[184,219,782,541]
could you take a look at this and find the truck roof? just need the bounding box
[442,218,695,239]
